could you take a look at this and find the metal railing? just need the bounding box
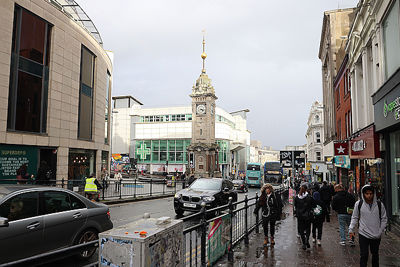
[0,178,186,201]
[1,182,288,267]
[181,188,289,266]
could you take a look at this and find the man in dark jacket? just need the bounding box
[319,181,332,222]
[332,184,355,246]
[294,184,315,250]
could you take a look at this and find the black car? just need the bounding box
[0,186,113,264]
[232,179,248,193]
[173,178,238,215]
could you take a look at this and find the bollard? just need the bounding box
[255,192,259,234]
[102,179,105,200]
[134,178,137,198]
[228,197,234,263]
[61,178,65,188]
[150,179,153,196]
[200,202,207,267]
[244,194,249,245]
[119,180,122,199]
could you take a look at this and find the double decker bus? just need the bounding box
[264,161,283,189]
[246,163,263,188]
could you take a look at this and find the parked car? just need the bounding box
[232,179,248,193]
[0,185,113,264]
[173,178,238,216]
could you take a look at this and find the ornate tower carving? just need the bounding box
[187,32,221,178]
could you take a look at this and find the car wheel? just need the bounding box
[74,229,98,260]
[175,208,184,216]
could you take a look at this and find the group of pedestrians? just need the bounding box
[290,180,388,267]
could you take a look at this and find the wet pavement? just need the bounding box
[216,205,400,267]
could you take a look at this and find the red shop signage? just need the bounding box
[349,125,380,159]
[334,141,349,156]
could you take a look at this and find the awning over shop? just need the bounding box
[230,143,245,152]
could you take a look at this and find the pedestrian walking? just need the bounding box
[311,191,326,246]
[114,171,122,192]
[349,185,387,267]
[332,184,355,246]
[294,184,315,250]
[254,184,283,246]
[319,181,333,222]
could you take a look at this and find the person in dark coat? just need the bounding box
[36,161,50,185]
[319,181,332,222]
[254,183,282,246]
[311,191,326,246]
[332,184,356,246]
[294,184,315,250]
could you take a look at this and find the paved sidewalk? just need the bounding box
[217,205,400,267]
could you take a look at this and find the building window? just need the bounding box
[383,0,400,80]
[316,152,321,161]
[7,6,52,133]
[78,46,95,140]
[105,71,111,144]
[314,115,319,123]
[316,132,321,143]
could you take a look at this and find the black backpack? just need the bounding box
[274,192,283,220]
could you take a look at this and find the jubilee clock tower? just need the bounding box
[187,33,221,178]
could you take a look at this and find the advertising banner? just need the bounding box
[280,151,293,168]
[334,155,351,169]
[0,145,38,181]
[293,151,305,168]
[208,214,231,265]
[349,125,380,159]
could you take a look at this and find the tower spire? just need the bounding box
[201,29,207,73]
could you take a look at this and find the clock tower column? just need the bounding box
[187,34,221,178]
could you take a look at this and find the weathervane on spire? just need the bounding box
[201,29,207,73]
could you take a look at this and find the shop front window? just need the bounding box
[68,149,96,181]
[390,130,400,216]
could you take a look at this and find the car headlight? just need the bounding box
[174,193,181,198]
[202,196,215,202]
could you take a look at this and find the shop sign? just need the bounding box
[373,69,400,131]
[293,151,305,168]
[334,155,351,169]
[334,141,349,156]
[0,145,38,180]
[349,125,380,159]
[306,162,312,170]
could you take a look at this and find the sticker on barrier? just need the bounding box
[207,214,231,265]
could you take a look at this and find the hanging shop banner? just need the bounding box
[208,214,231,265]
[280,151,293,168]
[334,155,351,169]
[373,69,400,131]
[0,145,38,180]
[349,125,380,159]
[334,141,349,156]
[293,151,305,168]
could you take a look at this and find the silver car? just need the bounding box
[0,186,113,264]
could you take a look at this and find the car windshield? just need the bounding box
[190,179,221,191]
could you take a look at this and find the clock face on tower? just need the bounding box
[196,104,206,115]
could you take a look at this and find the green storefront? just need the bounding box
[135,139,230,174]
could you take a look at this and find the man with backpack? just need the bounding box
[349,185,387,267]
[332,184,355,246]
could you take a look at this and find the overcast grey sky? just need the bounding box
[80,0,358,150]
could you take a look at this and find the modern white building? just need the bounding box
[111,96,251,177]
[305,101,329,181]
